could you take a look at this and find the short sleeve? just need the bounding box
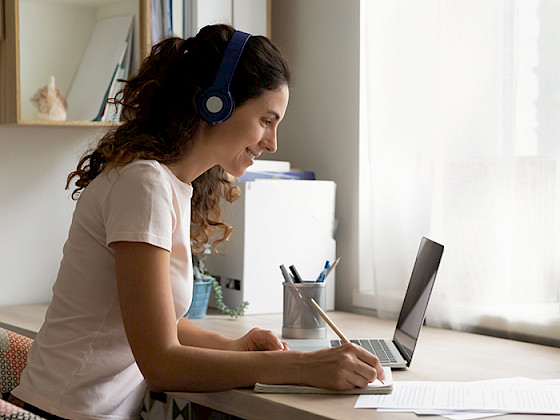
[103,162,176,251]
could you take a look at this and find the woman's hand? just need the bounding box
[232,327,288,351]
[300,343,385,390]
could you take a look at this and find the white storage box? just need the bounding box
[206,180,336,314]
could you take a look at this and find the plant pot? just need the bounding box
[185,280,212,319]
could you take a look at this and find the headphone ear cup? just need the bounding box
[196,30,251,124]
[197,87,234,124]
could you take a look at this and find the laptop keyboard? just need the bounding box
[330,339,398,364]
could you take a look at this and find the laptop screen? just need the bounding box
[393,237,444,365]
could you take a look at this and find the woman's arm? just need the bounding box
[177,318,286,351]
[177,318,237,350]
[111,241,384,393]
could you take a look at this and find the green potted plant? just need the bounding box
[185,247,249,319]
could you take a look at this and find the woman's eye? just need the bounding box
[260,119,272,127]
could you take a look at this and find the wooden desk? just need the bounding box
[1,304,559,419]
[177,311,560,420]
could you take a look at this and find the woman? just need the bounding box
[11,24,384,420]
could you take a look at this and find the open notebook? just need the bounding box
[254,367,393,394]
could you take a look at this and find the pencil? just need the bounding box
[325,257,341,280]
[309,298,349,344]
[309,298,384,385]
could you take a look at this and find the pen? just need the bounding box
[316,260,330,282]
[279,265,294,283]
[309,298,384,385]
[289,265,303,283]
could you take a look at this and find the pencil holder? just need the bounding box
[282,282,327,339]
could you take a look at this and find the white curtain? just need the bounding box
[359,0,560,346]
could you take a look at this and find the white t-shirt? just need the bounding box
[13,160,193,420]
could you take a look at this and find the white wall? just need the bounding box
[0,1,362,312]
[0,126,100,305]
[271,0,360,311]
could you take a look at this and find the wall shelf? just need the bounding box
[0,0,150,126]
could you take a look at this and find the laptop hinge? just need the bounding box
[392,339,412,366]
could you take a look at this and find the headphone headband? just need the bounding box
[197,30,251,124]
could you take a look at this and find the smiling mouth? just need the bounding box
[246,149,258,161]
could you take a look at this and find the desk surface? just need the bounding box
[1,303,559,419]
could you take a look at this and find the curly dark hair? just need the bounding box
[66,24,291,254]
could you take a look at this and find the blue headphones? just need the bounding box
[197,30,251,124]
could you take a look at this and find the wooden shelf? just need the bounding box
[0,0,150,127]
[13,120,121,127]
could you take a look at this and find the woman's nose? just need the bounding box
[261,130,278,153]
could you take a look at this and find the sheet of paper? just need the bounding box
[355,380,560,414]
[441,412,504,420]
[378,408,504,420]
[543,379,560,386]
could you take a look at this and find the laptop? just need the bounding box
[286,237,444,368]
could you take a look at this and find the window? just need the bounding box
[359,0,560,346]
